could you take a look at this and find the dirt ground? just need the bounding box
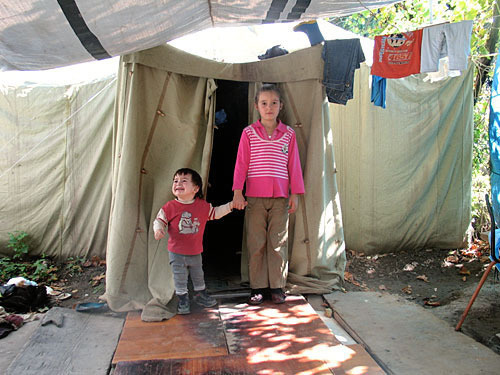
[343,242,500,355]
[49,243,500,356]
[49,256,107,311]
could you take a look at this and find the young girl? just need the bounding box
[153,168,234,314]
[232,83,305,305]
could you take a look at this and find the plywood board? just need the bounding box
[113,295,386,374]
[112,305,227,363]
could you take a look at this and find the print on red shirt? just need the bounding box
[371,29,423,79]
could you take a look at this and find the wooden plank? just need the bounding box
[114,354,333,375]
[219,295,385,375]
[220,295,342,354]
[114,355,255,374]
[112,306,228,364]
[6,307,124,375]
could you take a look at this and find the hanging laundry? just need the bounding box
[293,20,325,46]
[420,20,473,73]
[371,75,386,109]
[322,39,365,105]
[371,30,423,78]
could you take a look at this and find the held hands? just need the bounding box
[154,229,165,240]
[288,194,299,214]
[232,190,248,210]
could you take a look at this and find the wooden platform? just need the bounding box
[113,295,385,374]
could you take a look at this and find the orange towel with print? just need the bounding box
[371,29,422,78]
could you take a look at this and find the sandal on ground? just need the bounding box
[248,289,264,305]
[270,288,286,304]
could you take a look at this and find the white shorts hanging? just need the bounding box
[420,20,473,72]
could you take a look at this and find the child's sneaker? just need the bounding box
[193,289,217,307]
[177,293,190,314]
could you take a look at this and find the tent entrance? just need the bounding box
[203,80,249,281]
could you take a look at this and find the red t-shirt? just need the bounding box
[371,29,423,78]
[163,199,211,255]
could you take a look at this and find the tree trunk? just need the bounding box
[474,0,500,101]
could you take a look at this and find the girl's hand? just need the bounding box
[232,190,247,210]
[288,194,299,214]
[154,229,165,240]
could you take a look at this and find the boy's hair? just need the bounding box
[173,168,204,199]
[254,83,282,104]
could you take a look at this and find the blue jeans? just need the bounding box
[322,39,365,105]
[169,252,206,295]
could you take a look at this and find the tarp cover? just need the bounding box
[0,0,401,71]
[103,44,346,316]
[0,76,116,259]
[331,63,473,253]
[489,49,500,224]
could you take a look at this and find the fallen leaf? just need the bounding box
[459,266,471,275]
[402,285,412,294]
[344,271,361,287]
[56,292,72,301]
[91,255,102,267]
[462,276,467,282]
[416,275,429,282]
[424,300,441,307]
[442,260,454,268]
[378,284,387,290]
[92,274,106,281]
[403,262,418,271]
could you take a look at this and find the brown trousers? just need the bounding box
[245,197,289,289]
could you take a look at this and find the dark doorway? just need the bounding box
[203,80,249,281]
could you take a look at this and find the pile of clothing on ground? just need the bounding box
[0,277,50,339]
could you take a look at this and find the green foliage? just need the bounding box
[64,256,85,277]
[329,0,498,233]
[0,254,59,284]
[7,231,29,260]
[1,232,59,284]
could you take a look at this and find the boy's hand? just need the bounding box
[154,229,165,240]
[288,194,299,214]
[232,190,247,210]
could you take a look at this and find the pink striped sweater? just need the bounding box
[233,120,305,198]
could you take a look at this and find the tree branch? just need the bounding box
[474,0,500,102]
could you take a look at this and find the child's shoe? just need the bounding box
[177,293,190,314]
[248,289,264,305]
[193,289,217,307]
[270,288,286,304]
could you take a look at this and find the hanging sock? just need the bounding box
[371,75,386,109]
[293,20,325,46]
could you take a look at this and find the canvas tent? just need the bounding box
[0,0,402,71]
[104,43,345,318]
[331,64,473,253]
